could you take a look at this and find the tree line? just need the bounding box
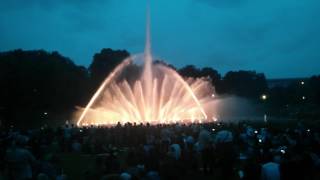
[0,49,319,127]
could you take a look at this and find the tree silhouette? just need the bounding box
[220,70,268,99]
[179,65,221,86]
[179,65,201,78]
[309,75,320,105]
[0,49,89,127]
[89,48,130,89]
[0,48,320,127]
[200,67,221,86]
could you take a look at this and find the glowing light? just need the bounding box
[254,130,258,134]
[258,139,262,143]
[212,128,216,132]
[264,114,267,123]
[76,9,216,126]
[301,81,305,85]
[211,94,215,98]
[302,96,306,100]
[212,117,218,122]
[261,94,267,100]
[44,112,48,115]
[280,149,286,154]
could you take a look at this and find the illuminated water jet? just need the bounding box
[76,8,216,126]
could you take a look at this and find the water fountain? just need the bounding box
[76,7,216,126]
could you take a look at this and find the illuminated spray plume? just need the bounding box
[76,7,216,126]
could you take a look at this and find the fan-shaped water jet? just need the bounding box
[75,7,216,126]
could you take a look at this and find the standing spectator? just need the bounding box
[5,140,36,179]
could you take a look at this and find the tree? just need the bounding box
[89,48,130,88]
[154,60,176,70]
[200,67,221,86]
[179,65,221,85]
[220,70,268,99]
[0,49,89,127]
[309,75,320,105]
[178,65,201,78]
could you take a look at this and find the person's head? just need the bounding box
[263,151,274,163]
[37,173,49,180]
[273,155,281,164]
[120,172,131,180]
[57,174,67,180]
[9,140,17,148]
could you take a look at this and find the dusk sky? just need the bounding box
[0,0,319,78]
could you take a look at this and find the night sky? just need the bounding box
[0,0,319,78]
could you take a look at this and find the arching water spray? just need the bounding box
[76,4,215,126]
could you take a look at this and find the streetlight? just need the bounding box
[261,95,268,125]
[261,94,267,100]
[264,114,267,123]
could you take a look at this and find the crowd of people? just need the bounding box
[0,120,320,180]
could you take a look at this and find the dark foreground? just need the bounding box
[1,120,320,180]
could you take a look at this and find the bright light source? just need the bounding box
[258,139,262,143]
[212,117,218,122]
[307,129,310,132]
[254,130,258,134]
[212,128,215,132]
[301,81,305,85]
[211,94,215,98]
[261,94,267,100]
[302,96,306,100]
[44,112,48,115]
[76,10,216,126]
[280,149,286,154]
